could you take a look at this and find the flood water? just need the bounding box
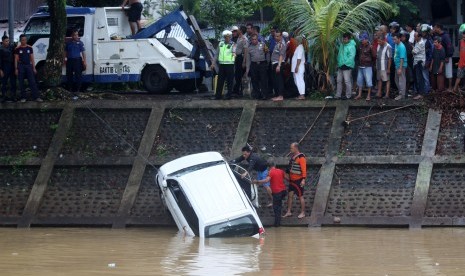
[1,226,465,275]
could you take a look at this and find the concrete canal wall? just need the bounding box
[1,99,465,228]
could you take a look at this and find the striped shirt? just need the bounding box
[376,43,392,70]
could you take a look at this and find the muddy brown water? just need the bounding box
[1,227,465,275]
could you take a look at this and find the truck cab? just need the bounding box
[23,6,213,94]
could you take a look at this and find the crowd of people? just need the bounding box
[211,21,465,102]
[211,24,309,101]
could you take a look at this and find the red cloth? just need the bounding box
[286,38,298,61]
[459,40,465,68]
[268,167,286,194]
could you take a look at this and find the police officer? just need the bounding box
[65,29,87,93]
[246,34,269,99]
[232,26,248,98]
[271,30,287,101]
[0,33,16,103]
[15,34,41,102]
[211,30,235,100]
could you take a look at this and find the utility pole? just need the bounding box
[8,0,14,42]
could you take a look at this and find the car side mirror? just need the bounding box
[162,180,168,188]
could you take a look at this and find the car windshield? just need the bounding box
[205,215,259,238]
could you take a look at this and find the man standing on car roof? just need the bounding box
[232,146,273,207]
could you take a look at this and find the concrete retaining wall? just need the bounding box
[1,99,464,228]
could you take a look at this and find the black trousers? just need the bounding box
[215,64,234,98]
[250,61,269,99]
[272,190,287,226]
[233,54,245,95]
[272,63,285,96]
[66,57,83,92]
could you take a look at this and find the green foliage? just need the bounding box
[199,0,258,39]
[280,0,393,91]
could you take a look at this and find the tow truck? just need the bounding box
[22,6,214,93]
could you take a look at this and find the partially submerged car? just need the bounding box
[156,152,265,238]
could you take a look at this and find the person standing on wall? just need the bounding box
[15,34,42,103]
[270,30,287,101]
[232,26,248,98]
[121,0,143,35]
[283,142,307,219]
[211,30,235,100]
[64,30,86,95]
[0,34,16,103]
[246,34,270,100]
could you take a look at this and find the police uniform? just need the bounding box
[214,40,235,99]
[271,40,287,97]
[247,41,269,99]
[232,35,248,96]
[14,45,39,100]
[65,39,86,92]
[0,43,16,100]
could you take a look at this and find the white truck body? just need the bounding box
[23,6,212,93]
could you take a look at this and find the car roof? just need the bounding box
[159,151,225,176]
[176,162,249,223]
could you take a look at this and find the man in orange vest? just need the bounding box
[283,142,307,219]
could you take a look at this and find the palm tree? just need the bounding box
[281,0,393,92]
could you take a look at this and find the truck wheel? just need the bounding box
[142,65,170,94]
[173,77,204,93]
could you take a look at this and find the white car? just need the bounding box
[156,152,265,238]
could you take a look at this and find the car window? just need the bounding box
[169,160,225,177]
[167,179,199,236]
[205,215,259,238]
[24,16,85,46]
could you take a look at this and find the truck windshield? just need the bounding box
[205,215,259,238]
[24,16,85,39]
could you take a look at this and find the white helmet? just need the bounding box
[222,30,232,37]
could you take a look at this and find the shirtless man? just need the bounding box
[121,0,143,35]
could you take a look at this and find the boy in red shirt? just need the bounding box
[255,158,287,227]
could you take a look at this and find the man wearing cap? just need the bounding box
[270,30,287,101]
[232,26,248,98]
[231,26,239,43]
[246,34,269,99]
[211,30,235,100]
[355,32,374,101]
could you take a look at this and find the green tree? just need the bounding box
[199,0,257,39]
[281,0,393,91]
[43,0,67,86]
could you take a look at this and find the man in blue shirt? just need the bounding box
[64,30,87,94]
[14,34,41,102]
[393,33,407,100]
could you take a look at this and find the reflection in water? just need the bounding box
[1,227,465,275]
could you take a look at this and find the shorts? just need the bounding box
[445,59,453,79]
[288,179,305,197]
[377,70,389,82]
[257,169,270,187]
[128,2,143,22]
[458,67,465,79]
[357,67,373,87]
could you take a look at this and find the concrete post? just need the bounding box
[18,106,75,228]
[309,102,349,226]
[113,108,165,228]
[410,109,441,229]
[230,102,256,159]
